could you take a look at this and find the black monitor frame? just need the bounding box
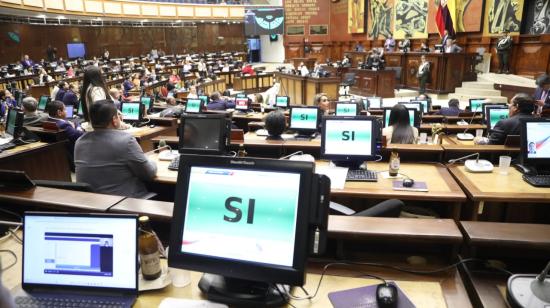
[367,97,382,109]
[398,101,423,114]
[335,102,360,116]
[485,106,509,130]
[275,96,290,108]
[37,95,50,112]
[185,98,204,114]
[234,97,250,111]
[482,102,507,119]
[178,113,230,155]
[6,108,24,139]
[410,99,430,114]
[289,106,321,136]
[469,98,486,113]
[120,101,144,123]
[168,155,314,286]
[520,118,550,167]
[198,95,210,106]
[140,96,154,112]
[321,115,379,164]
[64,105,74,119]
[382,107,420,128]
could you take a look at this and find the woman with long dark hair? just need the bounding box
[383,104,418,144]
[80,65,110,123]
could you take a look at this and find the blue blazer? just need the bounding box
[533,87,550,108]
[50,118,84,157]
[62,90,78,108]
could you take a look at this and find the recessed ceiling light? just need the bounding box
[57,15,66,19]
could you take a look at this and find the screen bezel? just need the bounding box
[398,101,423,114]
[520,118,550,166]
[288,106,320,134]
[65,105,74,119]
[6,108,23,139]
[178,113,229,155]
[469,98,486,113]
[382,107,420,128]
[235,98,250,110]
[140,96,153,111]
[198,95,209,106]
[482,103,507,119]
[367,97,382,109]
[185,99,204,113]
[120,101,143,122]
[320,115,379,162]
[485,106,509,130]
[38,95,50,111]
[410,100,430,114]
[22,212,138,295]
[275,96,290,108]
[168,155,313,286]
[335,102,359,116]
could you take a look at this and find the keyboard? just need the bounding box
[523,174,550,187]
[346,169,378,182]
[168,155,180,171]
[0,142,16,152]
[15,296,127,308]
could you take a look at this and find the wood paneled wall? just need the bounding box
[0,23,246,63]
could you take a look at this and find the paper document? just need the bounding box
[316,166,349,189]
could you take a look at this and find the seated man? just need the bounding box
[264,110,286,140]
[22,97,48,127]
[160,97,185,118]
[437,99,463,116]
[482,94,535,145]
[206,91,235,111]
[75,100,157,198]
[62,83,78,108]
[48,100,84,167]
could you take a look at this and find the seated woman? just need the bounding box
[264,110,286,140]
[382,104,418,144]
[313,93,330,115]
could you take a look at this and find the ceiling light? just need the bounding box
[37,14,46,18]
[175,20,182,23]
[57,15,66,19]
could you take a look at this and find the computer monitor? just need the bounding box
[168,155,317,306]
[6,108,23,139]
[121,102,143,123]
[289,106,320,137]
[321,116,379,169]
[198,95,209,106]
[38,95,50,112]
[398,102,423,113]
[65,105,74,119]
[235,93,247,99]
[469,98,485,113]
[185,99,203,113]
[178,113,230,155]
[382,108,419,128]
[335,102,359,116]
[485,106,509,129]
[235,98,250,111]
[76,100,84,117]
[141,96,153,112]
[275,96,289,108]
[367,97,382,109]
[520,118,550,167]
[411,99,430,114]
[482,103,507,119]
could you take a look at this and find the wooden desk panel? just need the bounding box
[0,186,124,211]
[348,69,395,98]
[460,221,550,250]
[109,198,173,221]
[0,141,71,181]
[130,126,176,152]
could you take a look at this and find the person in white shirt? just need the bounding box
[221,63,230,72]
[299,62,309,77]
[187,85,199,99]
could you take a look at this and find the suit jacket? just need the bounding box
[55,89,66,102]
[533,87,550,108]
[488,113,533,145]
[441,34,449,46]
[50,117,84,163]
[74,129,157,198]
[437,106,464,117]
[62,90,78,108]
[445,45,463,53]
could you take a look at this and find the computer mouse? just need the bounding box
[376,283,398,308]
[149,124,156,128]
[402,178,415,187]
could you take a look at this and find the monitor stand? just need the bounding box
[294,132,317,140]
[198,273,287,307]
[332,160,363,170]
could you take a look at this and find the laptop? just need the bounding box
[13,212,138,307]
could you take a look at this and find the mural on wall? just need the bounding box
[528,0,550,34]
[368,0,394,39]
[394,0,429,38]
[348,0,366,33]
[484,0,524,35]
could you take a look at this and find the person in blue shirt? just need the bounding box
[123,75,134,96]
[437,99,464,116]
[20,55,33,69]
[206,91,235,111]
[48,100,84,169]
[55,82,68,101]
[0,90,17,118]
[62,83,79,108]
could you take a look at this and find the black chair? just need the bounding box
[340,73,356,97]
[330,199,404,217]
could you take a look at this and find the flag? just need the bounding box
[435,0,456,37]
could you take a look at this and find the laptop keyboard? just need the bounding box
[523,174,550,187]
[0,141,17,152]
[168,156,180,171]
[15,296,127,308]
[346,169,378,182]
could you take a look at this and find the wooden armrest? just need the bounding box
[460,221,550,250]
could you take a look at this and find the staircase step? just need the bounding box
[454,87,501,96]
[448,93,508,103]
[460,81,495,89]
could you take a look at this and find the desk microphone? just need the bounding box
[507,261,550,307]
[448,152,494,173]
[456,110,478,140]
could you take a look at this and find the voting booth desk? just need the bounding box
[343,52,477,94]
[274,72,340,105]
[348,68,396,98]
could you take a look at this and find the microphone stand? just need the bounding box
[457,110,478,140]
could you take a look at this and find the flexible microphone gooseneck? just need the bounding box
[457,109,478,140]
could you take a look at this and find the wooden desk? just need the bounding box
[25,126,67,142]
[129,126,176,152]
[233,73,273,94]
[147,116,178,127]
[0,141,71,181]
[152,158,466,219]
[274,72,340,105]
[448,165,550,220]
[0,186,124,212]
[348,68,395,98]
[442,135,520,162]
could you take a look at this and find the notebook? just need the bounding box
[13,212,139,307]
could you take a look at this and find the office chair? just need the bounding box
[340,73,356,97]
[330,199,404,217]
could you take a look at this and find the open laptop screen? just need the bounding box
[23,213,138,291]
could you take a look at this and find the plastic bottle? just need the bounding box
[139,216,161,280]
[389,150,400,177]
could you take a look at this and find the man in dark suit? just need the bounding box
[496,30,513,74]
[534,74,550,110]
[55,82,68,102]
[441,30,450,46]
[62,83,78,108]
[20,55,33,69]
[437,99,464,116]
[417,55,431,94]
[48,100,84,169]
[487,94,535,145]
